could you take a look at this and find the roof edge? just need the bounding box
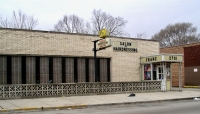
[0,27,158,42]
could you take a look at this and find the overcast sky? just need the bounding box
[0,0,199,38]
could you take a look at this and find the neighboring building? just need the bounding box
[160,42,200,86]
[0,28,159,85]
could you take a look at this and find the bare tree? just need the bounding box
[136,32,147,38]
[11,10,38,30]
[84,21,92,34]
[54,14,89,33]
[0,15,10,28]
[53,9,129,36]
[0,10,38,30]
[151,22,200,48]
[91,9,129,37]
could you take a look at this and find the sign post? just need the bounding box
[92,29,110,82]
[92,40,99,82]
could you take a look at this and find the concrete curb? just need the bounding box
[184,86,199,88]
[87,97,199,108]
[0,104,87,112]
[0,97,199,112]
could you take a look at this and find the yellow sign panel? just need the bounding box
[99,29,109,38]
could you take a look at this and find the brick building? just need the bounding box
[160,42,200,86]
[0,28,160,85]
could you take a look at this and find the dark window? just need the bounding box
[49,57,53,83]
[62,57,66,83]
[85,58,89,82]
[36,57,40,84]
[74,58,78,82]
[107,58,110,82]
[7,56,12,84]
[21,56,26,84]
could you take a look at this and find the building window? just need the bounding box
[144,64,151,80]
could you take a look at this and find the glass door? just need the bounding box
[157,65,164,80]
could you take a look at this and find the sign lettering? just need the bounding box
[112,41,138,53]
[169,56,177,60]
[146,57,157,62]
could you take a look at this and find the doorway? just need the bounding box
[157,65,164,80]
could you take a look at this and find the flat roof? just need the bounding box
[0,27,158,42]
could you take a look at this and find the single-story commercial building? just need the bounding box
[0,28,160,84]
[0,28,183,99]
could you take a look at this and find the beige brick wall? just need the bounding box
[0,28,159,82]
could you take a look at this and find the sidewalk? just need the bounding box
[0,88,200,112]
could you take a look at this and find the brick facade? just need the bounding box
[0,28,159,83]
[184,45,200,85]
[160,42,200,86]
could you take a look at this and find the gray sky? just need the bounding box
[0,0,199,38]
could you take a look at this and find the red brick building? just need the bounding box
[160,42,200,86]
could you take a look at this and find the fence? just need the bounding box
[0,81,161,99]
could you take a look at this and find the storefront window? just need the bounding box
[144,64,151,80]
[166,63,171,80]
[153,64,156,80]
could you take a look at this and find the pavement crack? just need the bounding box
[0,106,3,109]
[4,100,21,108]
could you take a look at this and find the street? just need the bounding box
[2,100,200,114]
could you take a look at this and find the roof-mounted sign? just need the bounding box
[99,29,109,38]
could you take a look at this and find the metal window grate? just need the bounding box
[26,57,36,84]
[12,57,21,84]
[65,58,74,83]
[0,56,7,84]
[77,58,86,82]
[40,57,49,83]
[53,58,62,83]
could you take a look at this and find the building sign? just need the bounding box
[141,55,162,63]
[112,41,138,53]
[164,55,182,61]
[141,54,183,64]
[97,38,111,49]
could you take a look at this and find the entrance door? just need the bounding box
[157,65,164,80]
